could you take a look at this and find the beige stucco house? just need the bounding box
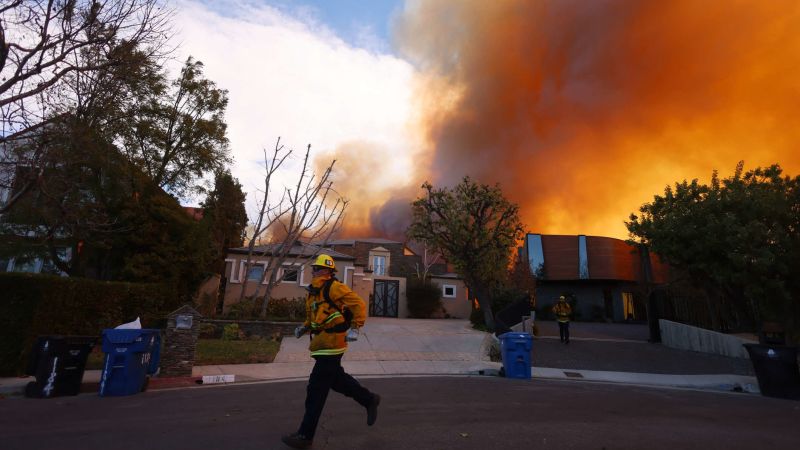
[221,238,471,319]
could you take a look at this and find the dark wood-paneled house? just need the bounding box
[521,233,669,322]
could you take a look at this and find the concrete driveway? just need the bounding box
[274,317,493,373]
[195,318,496,381]
[276,317,488,362]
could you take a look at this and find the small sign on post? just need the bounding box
[161,305,202,378]
[176,315,193,330]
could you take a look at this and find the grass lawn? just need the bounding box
[85,338,282,370]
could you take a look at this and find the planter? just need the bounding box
[743,344,800,400]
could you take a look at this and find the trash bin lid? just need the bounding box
[499,332,532,340]
[102,329,148,344]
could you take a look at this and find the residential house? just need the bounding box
[327,238,471,319]
[221,242,355,311]
[221,238,472,319]
[521,233,669,321]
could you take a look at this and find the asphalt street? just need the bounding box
[2,376,799,450]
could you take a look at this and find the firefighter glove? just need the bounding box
[294,325,308,339]
[345,327,359,342]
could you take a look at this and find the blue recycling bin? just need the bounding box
[499,332,532,379]
[99,329,161,396]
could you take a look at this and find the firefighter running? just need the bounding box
[281,254,381,449]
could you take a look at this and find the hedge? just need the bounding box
[223,297,306,321]
[407,279,443,318]
[0,273,179,376]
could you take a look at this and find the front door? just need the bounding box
[371,280,399,317]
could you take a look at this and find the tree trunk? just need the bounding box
[474,285,495,331]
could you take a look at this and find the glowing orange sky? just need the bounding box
[338,0,800,240]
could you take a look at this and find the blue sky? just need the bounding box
[198,0,405,53]
[272,0,403,49]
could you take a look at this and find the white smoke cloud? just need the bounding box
[172,1,417,219]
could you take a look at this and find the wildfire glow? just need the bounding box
[326,0,800,240]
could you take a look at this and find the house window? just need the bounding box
[40,248,70,276]
[0,185,8,207]
[578,235,589,279]
[226,259,240,283]
[12,255,40,273]
[281,265,299,283]
[247,264,264,282]
[372,255,386,275]
[622,292,635,320]
[526,234,545,278]
[442,284,456,298]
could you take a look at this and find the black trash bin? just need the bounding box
[25,336,98,398]
[743,344,800,400]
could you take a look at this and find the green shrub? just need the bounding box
[469,285,526,328]
[407,279,443,318]
[222,323,242,340]
[266,297,305,321]
[198,322,218,338]
[224,297,260,320]
[0,273,177,376]
[224,297,305,321]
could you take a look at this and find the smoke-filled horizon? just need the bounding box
[332,0,800,241]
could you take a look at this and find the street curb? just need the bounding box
[0,375,206,398]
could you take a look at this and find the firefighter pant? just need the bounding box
[558,321,570,343]
[298,354,373,438]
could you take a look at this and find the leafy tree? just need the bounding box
[116,181,212,301]
[627,162,800,337]
[408,177,524,331]
[118,57,230,198]
[0,115,136,277]
[0,0,171,214]
[201,170,248,273]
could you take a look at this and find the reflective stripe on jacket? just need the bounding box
[304,275,367,357]
[552,302,572,323]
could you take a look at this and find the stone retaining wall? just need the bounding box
[659,319,756,359]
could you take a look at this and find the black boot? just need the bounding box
[367,394,381,426]
[281,432,313,449]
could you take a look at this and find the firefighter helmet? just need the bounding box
[311,254,336,271]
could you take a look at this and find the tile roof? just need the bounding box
[228,242,354,260]
[328,238,403,246]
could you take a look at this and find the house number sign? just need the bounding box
[176,315,193,330]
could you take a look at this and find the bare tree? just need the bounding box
[0,0,171,213]
[237,138,348,318]
[414,242,441,280]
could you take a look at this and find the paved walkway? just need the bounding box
[0,318,764,396]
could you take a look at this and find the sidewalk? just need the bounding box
[0,318,761,397]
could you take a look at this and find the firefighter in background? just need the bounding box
[552,295,572,344]
[281,254,381,449]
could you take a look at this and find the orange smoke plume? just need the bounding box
[320,1,800,240]
[377,0,800,239]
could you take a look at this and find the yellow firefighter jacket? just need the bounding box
[552,301,572,323]
[303,275,367,357]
